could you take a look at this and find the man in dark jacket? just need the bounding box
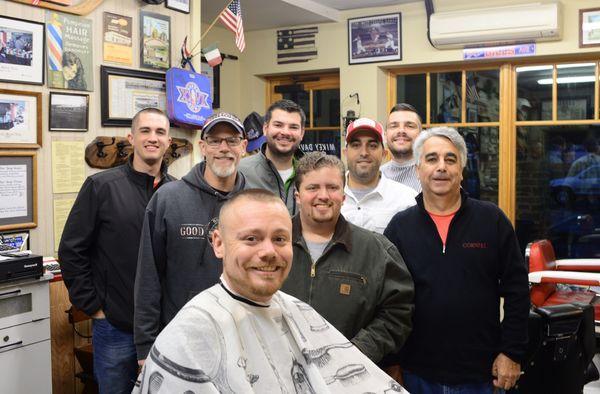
[281,152,414,364]
[58,108,175,394]
[383,127,529,393]
[239,99,304,215]
[134,112,247,364]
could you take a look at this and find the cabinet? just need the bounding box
[0,275,52,393]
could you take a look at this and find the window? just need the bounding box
[391,60,600,258]
[393,67,501,204]
[515,62,599,258]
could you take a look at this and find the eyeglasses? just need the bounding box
[204,136,243,147]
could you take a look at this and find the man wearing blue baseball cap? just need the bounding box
[134,112,247,365]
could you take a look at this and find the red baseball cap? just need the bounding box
[346,118,384,143]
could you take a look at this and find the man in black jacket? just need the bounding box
[383,127,529,393]
[58,108,175,394]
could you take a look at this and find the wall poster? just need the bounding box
[140,11,171,71]
[46,11,93,91]
[103,12,133,65]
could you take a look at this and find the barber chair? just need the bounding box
[517,239,600,393]
[67,305,98,394]
[517,303,596,393]
[527,239,600,332]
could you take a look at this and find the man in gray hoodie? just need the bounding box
[134,112,247,364]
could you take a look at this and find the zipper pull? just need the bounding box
[310,263,316,277]
[442,244,446,254]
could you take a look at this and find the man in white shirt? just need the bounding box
[133,189,406,394]
[381,103,423,192]
[342,117,417,233]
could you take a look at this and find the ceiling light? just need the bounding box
[537,76,596,85]
[516,65,552,72]
[556,63,595,69]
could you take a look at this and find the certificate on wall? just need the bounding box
[53,197,75,251]
[51,140,85,194]
[0,152,37,231]
[101,66,167,126]
[109,75,166,117]
[103,12,133,65]
[0,164,28,219]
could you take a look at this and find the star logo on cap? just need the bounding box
[177,82,210,114]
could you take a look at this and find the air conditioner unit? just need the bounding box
[430,2,561,48]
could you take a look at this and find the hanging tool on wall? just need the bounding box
[85,136,192,169]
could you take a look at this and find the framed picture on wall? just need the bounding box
[0,89,42,148]
[49,92,89,132]
[580,8,600,48]
[0,16,45,85]
[0,151,37,231]
[100,65,167,127]
[140,11,171,70]
[348,13,402,65]
[166,0,190,14]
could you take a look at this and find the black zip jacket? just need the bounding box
[383,191,529,384]
[134,162,246,359]
[58,157,174,332]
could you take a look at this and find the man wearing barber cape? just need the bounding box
[133,189,406,393]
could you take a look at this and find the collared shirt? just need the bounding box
[342,174,417,234]
[380,159,422,192]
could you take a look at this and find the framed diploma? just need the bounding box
[100,65,167,127]
[0,151,37,231]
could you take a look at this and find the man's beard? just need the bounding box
[208,158,236,178]
[267,138,299,158]
[349,163,379,184]
[389,145,413,160]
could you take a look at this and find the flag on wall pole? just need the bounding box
[219,0,245,52]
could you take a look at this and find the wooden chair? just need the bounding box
[66,305,98,394]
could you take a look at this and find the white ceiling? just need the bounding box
[313,0,416,10]
[202,0,420,31]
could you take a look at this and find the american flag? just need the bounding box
[219,0,245,52]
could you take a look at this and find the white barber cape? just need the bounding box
[133,282,407,393]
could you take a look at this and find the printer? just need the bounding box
[0,253,43,283]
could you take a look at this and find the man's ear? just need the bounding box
[294,190,300,206]
[127,132,134,145]
[212,229,224,258]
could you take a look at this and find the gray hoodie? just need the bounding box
[238,144,303,215]
[134,162,245,359]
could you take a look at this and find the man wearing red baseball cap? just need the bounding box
[342,117,417,234]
